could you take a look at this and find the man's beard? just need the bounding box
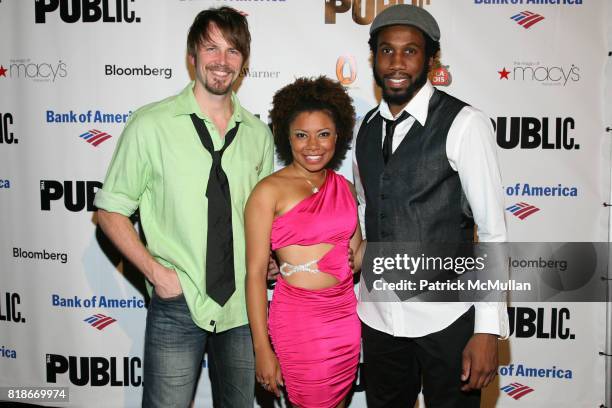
[203,63,236,96]
[374,59,429,107]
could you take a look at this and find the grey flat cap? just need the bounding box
[369,4,440,41]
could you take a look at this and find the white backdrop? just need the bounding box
[0,0,610,407]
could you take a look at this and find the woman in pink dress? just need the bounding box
[245,76,364,408]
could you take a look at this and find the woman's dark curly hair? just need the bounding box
[269,76,355,170]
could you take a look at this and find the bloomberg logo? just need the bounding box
[46,354,142,386]
[492,117,578,150]
[13,247,68,263]
[35,0,141,23]
[105,64,172,79]
[40,180,102,212]
[325,0,431,24]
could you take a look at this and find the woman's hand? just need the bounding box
[246,177,282,395]
[255,347,284,397]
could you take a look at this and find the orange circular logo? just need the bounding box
[336,55,357,86]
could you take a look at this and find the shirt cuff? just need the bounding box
[473,302,509,340]
[93,189,139,217]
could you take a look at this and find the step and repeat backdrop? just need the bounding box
[1,0,610,407]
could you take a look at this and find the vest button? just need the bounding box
[382,174,390,181]
[380,194,388,200]
[380,213,386,219]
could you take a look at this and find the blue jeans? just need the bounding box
[142,292,255,408]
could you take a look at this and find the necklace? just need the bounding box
[303,169,326,194]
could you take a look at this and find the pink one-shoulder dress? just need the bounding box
[268,170,361,408]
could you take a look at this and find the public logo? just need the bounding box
[79,130,113,147]
[35,0,141,24]
[500,383,534,400]
[46,110,132,124]
[0,345,17,359]
[508,306,575,340]
[40,180,102,212]
[46,354,143,386]
[0,112,17,145]
[430,64,451,86]
[498,63,580,86]
[239,68,280,79]
[504,183,578,198]
[13,247,68,264]
[0,292,26,324]
[325,0,431,25]
[492,117,579,150]
[510,11,545,29]
[336,55,357,86]
[506,202,540,220]
[1,59,67,82]
[105,64,172,79]
[0,179,10,189]
[84,314,117,330]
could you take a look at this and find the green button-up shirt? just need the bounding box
[94,82,274,332]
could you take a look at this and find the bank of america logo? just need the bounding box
[510,11,545,29]
[501,382,534,400]
[506,202,540,220]
[79,129,113,146]
[84,314,117,330]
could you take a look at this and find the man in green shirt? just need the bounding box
[94,7,273,407]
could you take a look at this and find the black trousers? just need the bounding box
[361,307,480,408]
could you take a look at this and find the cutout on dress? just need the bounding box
[275,243,340,290]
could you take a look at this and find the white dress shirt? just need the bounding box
[353,81,509,338]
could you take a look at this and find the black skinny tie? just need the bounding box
[190,114,240,307]
[382,111,410,164]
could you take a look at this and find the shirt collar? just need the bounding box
[173,81,245,126]
[367,80,434,126]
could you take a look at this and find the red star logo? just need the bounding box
[498,67,510,80]
[0,65,7,77]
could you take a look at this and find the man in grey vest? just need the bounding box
[353,5,509,407]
